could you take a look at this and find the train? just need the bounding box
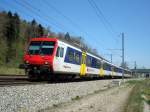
[20,36,132,80]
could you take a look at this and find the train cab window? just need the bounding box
[28,41,41,55]
[28,41,55,55]
[40,41,55,55]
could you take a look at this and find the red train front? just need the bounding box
[22,37,58,80]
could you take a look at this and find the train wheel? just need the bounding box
[28,70,38,81]
[47,73,56,81]
[39,71,47,81]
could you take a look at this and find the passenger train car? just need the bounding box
[21,37,132,80]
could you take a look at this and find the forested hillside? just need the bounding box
[0,11,98,68]
[0,11,50,67]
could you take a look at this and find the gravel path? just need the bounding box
[0,79,126,112]
[42,84,132,112]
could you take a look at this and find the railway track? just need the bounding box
[0,74,121,87]
[0,75,49,87]
[0,74,82,87]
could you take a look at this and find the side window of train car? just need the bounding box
[103,63,108,70]
[104,63,111,71]
[68,50,74,62]
[111,66,114,71]
[92,57,96,68]
[113,67,116,72]
[108,64,111,71]
[56,47,64,58]
[119,68,123,73]
[86,56,92,67]
[56,47,60,57]
[96,60,101,68]
[75,52,80,64]
[60,47,64,57]
[114,67,117,72]
[100,62,103,68]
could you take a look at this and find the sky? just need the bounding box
[0,0,150,68]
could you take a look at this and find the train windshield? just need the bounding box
[28,41,55,55]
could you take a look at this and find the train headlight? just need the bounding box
[25,60,29,64]
[45,61,49,65]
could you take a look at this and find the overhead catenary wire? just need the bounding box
[44,0,86,34]
[23,0,68,31]
[44,0,107,47]
[93,0,117,34]
[87,0,123,62]
[14,0,70,32]
[88,0,118,41]
[42,0,107,52]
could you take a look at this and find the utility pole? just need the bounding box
[122,33,125,81]
[134,61,137,77]
[110,54,112,63]
[107,33,125,81]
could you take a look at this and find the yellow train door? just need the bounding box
[80,51,86,76]
[99,62,105,77]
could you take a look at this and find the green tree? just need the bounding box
[5,11,16,63]
[13,13,20,40]
[31,19,37,37]
[65,32,70,40]
[0,11,8,65]
[37,24,44,37]
[13,13,20,59]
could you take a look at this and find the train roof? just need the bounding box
[30,37,58,41]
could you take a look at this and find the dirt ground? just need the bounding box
[41,84,133,112]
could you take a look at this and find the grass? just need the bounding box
[142,81,150,105]
[0,67,25,75]
[52,104,58,107]
[126,80,143,85]
[71,96,81,101]
[124,79,150,112]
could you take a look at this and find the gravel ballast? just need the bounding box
[0,79,123,112]
[42,84,133,112]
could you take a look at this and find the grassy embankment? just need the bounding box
[124,79,150,112]
[0,67,25,75]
